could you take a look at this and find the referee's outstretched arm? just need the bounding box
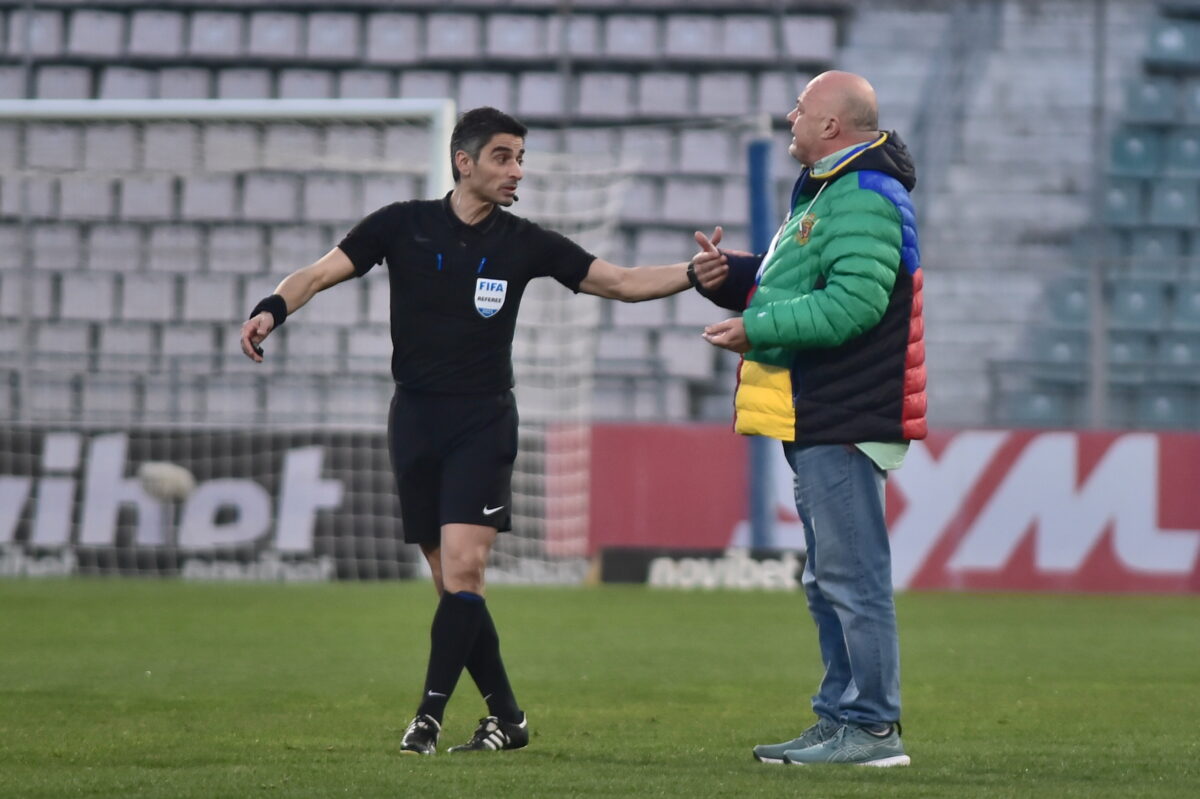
[578,226,728,302]
[239,247,356,363]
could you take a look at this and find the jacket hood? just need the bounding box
[804,131,917,192]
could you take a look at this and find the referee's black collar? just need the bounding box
[441,191,502,236]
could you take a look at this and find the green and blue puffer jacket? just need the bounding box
[701,132,927,444]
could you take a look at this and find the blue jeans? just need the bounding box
[782,442,901,726]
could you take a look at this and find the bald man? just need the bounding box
[691,71,925,766]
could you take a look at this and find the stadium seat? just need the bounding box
[1108,277,1167,330]
[698,73,754,118]
[120,274,176,323]
[208,226,266,274]
[661,178,721,223]
[157,68,209,99]
[1170,281,1200,330]
[142,373,202,423]
[681,128,734,173]
[182,275,238,323]
[637,72,691,118]
[281,325,343,369]
[160,325,217,373]
[338,70,392,99]
[265,375,326,422]
[60,176,116,219]
[364,13,420,65]
[25,122,79,169]
[97,322,156,372]
[398,70,453,100]
[1124,76,1179,124]
[1044,276,1091,327]
[278,70,335,100]
[33,224,83,271]
[35,66,89,100]
[60,273,116,322]
[1128,229,1184,275]
[996,388,1074,428]
[1156,332,1200,374]
[658,330,717,380]
[1134,385,1195,429]
[119,176,175,221]
[345,324,391,373]
[1106,331,1155,383]
[97,68,154,100]
[34,321,93,372]
[1148,178,1200,227]
[326,376,392,422]
[1109,129,1162,177]
[723,15,778,62]
[458,73,515,117]
[6,9,64,58]
[664,16,720,59]
[576,73,634,119]
[1025,327,1089,383]
[605,15,659,60]
[1130,229,1185,259]
[243,175,301,222]
[1104,177,1146,226]
[81,374,140,423]
[203,375,261,422]
[1165,128,1200,175]
[0,273,54,320]
[426,13,482,60]
[26,372,76,421]
[782,15,838,62]
[560,14,600,57]
[187,12,243,58]
[147,225,203,273]
[486,14,547,59]
[247,12,303,59]
[181,176,237,222]
[302,175,361,223]
[1146,18,1200,69]
[128,11,186,59]
[517,72,567,118]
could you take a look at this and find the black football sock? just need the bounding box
[465,604,522,723]
[416,591,485,723]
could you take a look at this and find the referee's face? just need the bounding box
[461,134,525,207]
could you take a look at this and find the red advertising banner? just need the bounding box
[589,425,1200,593]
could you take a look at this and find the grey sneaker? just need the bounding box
[783,723,910,767]
[752,717,840,764]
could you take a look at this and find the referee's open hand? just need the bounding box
[240,313,275,363]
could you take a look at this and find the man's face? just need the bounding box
[459,133,524,206]
[786,86,828,167]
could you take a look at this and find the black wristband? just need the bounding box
[686,259,701,290]
[250,294,288,328]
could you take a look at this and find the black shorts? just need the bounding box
[388,386,518,545]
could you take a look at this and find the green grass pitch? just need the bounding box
[1,580,1197,798]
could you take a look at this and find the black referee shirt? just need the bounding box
[337,194,596,394]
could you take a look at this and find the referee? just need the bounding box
[240,107,726,755]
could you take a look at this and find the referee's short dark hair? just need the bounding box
[450,107,528,182]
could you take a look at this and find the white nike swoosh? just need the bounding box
[426,691,446,698]
[482,505,505,515]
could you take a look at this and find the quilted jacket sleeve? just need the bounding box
[743,190,902,350]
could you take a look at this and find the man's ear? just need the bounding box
[454,149,473,178]
[823,115,841,140]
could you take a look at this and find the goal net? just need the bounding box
[0,99,622,583]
